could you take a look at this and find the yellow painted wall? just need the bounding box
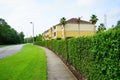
[43,23,96,40]
[63,23,96,38]
[56,25,62,31]
[56,31,62,38]
[48,29,52,39]
[65,31,78,37]
[65,23,96,32]
[42,30,49,40]
[65,31,95,38]
[79,31,95,36]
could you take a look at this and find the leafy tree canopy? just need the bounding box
[97,23,106,33]
[60,17,66,25]
[0,18,10,28]
[115,20,120,28]
[117,20,120,26]
[0,18,24,44]
[19,32,25,43]
[35,34,42,41]
[90,14,98,24]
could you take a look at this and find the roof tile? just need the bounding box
[67,18,92,24]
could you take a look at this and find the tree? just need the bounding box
[97,23,106,33]
[60,17,66,25]
[90,14,98,24]
[0,18,24,44]
[60,17,69,64]
[35,34,42,41]
[77,17,81,36]
[112,25,114,28]
[19,32,24,43]
[60,17,66,38]
[24,37,33,43]
[0,18,10,28]
[0,27,19,44]
[0,18,12,44]
[114,20,120,28]
[117,20,120,26]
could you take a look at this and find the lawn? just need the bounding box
[0,44,47,80]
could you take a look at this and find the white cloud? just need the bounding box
[0,0,47,37]
[0,0,120,37]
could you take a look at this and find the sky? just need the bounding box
[0,0,120,37]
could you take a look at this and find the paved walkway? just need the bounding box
[40,47,77,80]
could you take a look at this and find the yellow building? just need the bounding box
[42,18,96,40]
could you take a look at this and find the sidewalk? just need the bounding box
[40,47,77,80]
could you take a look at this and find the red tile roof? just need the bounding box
[67,18,92,24]
[54,18,92,27]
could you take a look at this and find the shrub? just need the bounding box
[35,28,120,80]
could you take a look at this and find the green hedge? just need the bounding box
[35,28,120,80]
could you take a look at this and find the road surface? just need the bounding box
[0,44,24,59]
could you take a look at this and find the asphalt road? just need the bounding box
[0,44,24,59]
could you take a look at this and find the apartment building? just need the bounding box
[42,18,96,40]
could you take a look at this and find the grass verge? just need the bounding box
[0,44,47,80]
[0,45,9,48]
[0,44,16,48]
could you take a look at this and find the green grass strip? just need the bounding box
[0,45,10,48]
[0,44,47,80]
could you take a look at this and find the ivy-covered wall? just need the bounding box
[35,28,120,80]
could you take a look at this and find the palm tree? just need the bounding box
[60,17,66,25]
[77,17,81,36]
[97,23,106,32]
[60,17,66,38]
[60,17,69,63]
[90,14,98,24]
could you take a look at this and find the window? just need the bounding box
[53,26,56,29]
[54,32,56,36]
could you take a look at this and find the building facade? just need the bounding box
[42,18,96,40]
